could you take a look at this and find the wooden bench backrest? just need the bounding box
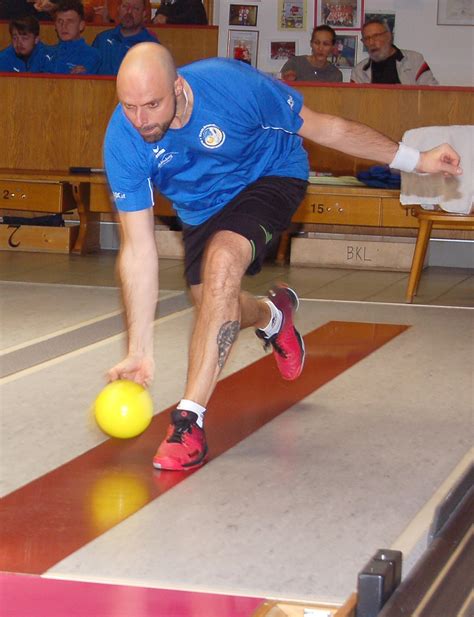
[298,83,474,175]
[1,75,116,170]
[0,69,472,172]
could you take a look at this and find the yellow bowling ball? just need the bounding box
[94,380,153,439]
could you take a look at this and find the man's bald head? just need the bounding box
[117,43,182,143]
[117,42,177,100]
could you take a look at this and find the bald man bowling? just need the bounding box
[103,43,462,471]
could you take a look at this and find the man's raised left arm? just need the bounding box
[297,105,462,176]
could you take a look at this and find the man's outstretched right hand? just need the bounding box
[107,353,155,388]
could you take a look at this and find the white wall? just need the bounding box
[215,0,474,86]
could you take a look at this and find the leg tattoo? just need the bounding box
[217,321,240,368]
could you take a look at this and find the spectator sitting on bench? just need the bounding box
[0,0,58,20]
[82,0,152,25]
[92,0,158,75]
[0,15,51,72]
[42,0,101,74]
[152,0,208,25]
[280,25,342,83]
[351,18,438,85]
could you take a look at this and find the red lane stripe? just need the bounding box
[0,321,408,574]
[0,572,264,617]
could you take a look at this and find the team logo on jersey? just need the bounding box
[158,153,175,168]
[199,124,226,149]
[287,95,295,109]
[152,146,177,168]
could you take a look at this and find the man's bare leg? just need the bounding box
[153,230,303,470]
[153,230,267,470]
[184,231,269,406]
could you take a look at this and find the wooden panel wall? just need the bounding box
[297,84,474,175]
[0,71,472,173]
[0,75,116,169]
[0,23,218,68]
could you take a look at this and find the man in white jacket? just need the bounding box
[351,19,438,85]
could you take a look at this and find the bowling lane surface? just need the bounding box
[1,300,472,605]
[0,282,124,351]
[1,307,195,497]
[0,282,187,377]
[45,302,472,603]
[2,319,407,576]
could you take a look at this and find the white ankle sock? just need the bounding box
[260,299,282,337]
[177,399,206,428]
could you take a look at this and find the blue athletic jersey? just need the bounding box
[104,58,309,225]
[92,26,159,76]
[0,41,51,73]
[42,39,101,75]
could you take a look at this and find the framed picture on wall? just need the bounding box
[278,0,307,30]
[270,41,297,60]
[229,4,259,27]
[437,0,474,25]
[315,0,364,30]
[330,33,357,67]
[227,30,259,67]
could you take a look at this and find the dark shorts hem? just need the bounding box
[182,176,308,286]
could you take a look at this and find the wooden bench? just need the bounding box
[0,169,174,253]
[0,170,419,256]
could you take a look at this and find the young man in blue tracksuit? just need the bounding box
[104,44,462,472]
[92,0,158,75]
[43,0,101,75]
[0,16,51,72]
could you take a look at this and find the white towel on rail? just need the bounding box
[400,125,473,214]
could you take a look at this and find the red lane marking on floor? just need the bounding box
[0,572,265,617]
[0,321,408,574]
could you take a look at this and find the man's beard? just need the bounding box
[369,47,391,63]
[15,51,31,60]
[121,15,138,31]
[139,98,177,143]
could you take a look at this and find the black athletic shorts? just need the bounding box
[182,176,308,286]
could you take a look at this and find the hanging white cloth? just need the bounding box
[400,125,473,214]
